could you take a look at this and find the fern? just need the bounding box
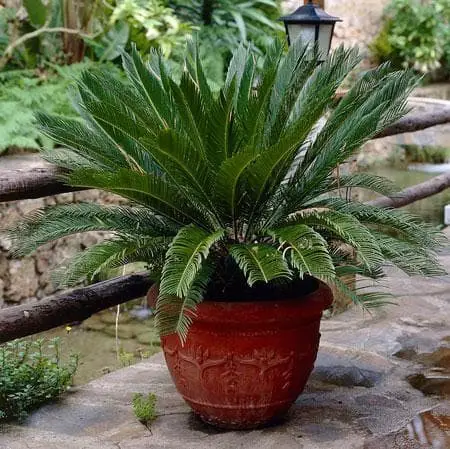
[10,39,446,341]
[0,63,123,153]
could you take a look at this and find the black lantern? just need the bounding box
[280,1,341,60]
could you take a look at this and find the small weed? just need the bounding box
[132,392,157,424]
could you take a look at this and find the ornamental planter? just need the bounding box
[161,281,333,429]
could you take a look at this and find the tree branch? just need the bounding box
[0,23,93,71]
[0,272,153,344]
[368,170,450,209]
[374,107,450,139]
[0,155,83,203]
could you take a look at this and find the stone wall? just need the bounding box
[0,190,119,308]
[283,0,390,57]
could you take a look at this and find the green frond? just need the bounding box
[40,147,99,171]
[67,168,209,228]
[266,38,318,145]
[214,148,259,225]
[224,44,256,108]
[9,203,177,257]
[289,210,384,269]
[326,173,399,197]
[313,197,446,249]
[37,113,154,172]
[243,46,362,235]
[121,45,172,129]
[168,71,208,156]
[370,230,447,277]
[156,261,214,342]
[159,225,224,298]
[269,224,335,281]
[53,236,169,288]
[330,277,395,310]
[229,244,292,286]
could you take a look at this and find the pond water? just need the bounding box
[32,306,161,385]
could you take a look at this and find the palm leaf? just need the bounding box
[288,210,384,269]
[53,236,169,287]
[159,224,224,298]
[9,203,176,257]
[156,260,214,342]
[67,168,209,228]
[229,243,292,286]
[269,224,335,280]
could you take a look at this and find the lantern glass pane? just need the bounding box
[286,23,316,47]
[318,24,333,60]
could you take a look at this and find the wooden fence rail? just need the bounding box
[0,272,152,344]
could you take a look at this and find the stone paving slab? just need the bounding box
[1,254,450,448]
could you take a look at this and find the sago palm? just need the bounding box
[10,39,446,341]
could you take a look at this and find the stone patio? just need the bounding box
[1,257,450,448]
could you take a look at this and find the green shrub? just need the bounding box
[0,338,78,421]
[132,392,157,424]
[370,0,450,75]
[403,144,450,164]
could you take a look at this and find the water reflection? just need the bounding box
[364,409,450,448]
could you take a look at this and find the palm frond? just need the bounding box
[159,224,224,298]
[266,38,318,145]
[53,236,169,287]
[121,45,172,129]
[229,244,292,286]
[156,261,214,342]
[269,224,335,280]
[325,173,399,197]
[288,210,384,269]
[9,203,176,257]
[370,230,447,277]
[67,168,209,228]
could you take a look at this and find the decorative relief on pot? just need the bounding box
[164,345,298,401]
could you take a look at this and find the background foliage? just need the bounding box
[370,0,450,78]
[0,62,122,153]
[0,0,282,153]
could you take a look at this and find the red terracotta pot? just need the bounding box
[161,281,333,429]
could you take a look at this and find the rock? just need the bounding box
[99,310,132,325]
[6,258,38,302]
[311,347,392,388]
[81,316,107,332]
[408,371,450,397]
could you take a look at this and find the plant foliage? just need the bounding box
[0,62,122,153]
[132,392,157,424]
[10,39,446,342]
[370,0,450,75]
[0,338,78,421]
